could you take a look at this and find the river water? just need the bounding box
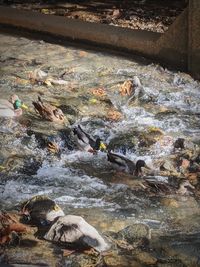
[0,32,200,266]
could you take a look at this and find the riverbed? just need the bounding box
[0,32,200,266]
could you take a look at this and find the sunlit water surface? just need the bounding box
[0,32,200,265]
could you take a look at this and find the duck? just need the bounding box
[44,214,110,253]
[32,96,65,123]
[142,178,172,194]
[107,151,149,176]
[0,94,28,117]
[20,195,64,226]
[143,179,195,195]
[73,125,106,153]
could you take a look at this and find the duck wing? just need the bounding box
[32,97,56,121]
[77,125,96,148]
[73,125,90,144]
[44,215,109,252]
[144,179,171,193]
[107,152,134,167]
[107,152,136,174]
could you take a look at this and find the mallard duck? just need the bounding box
[44,215,110,252]
[32,96,65,123]
[0,94,28,117]
[73,125,106,153]
[142,178,172,194]
[20,195,64,226]
[107,151,149,176]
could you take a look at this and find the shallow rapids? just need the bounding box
[0,32,200,266]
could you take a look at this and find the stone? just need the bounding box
[116,223,151,244]
[161,198,180,208]
[63,253,103,267]
[187,173,199,185]
[133,251,157,265]
[104,251,142,267]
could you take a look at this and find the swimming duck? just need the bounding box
[142,178,172,194]
[107,151,149,176]
[0,94,28,117]
[73,125,106,153]
[20,195,64,226]
[44,215,110,252]
[32,96,65,123]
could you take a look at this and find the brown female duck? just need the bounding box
[32,96,65,123]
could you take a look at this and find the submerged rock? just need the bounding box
[133,250,157,265]
[114,223,151,245]
[104,251,142,267]
[63,253,104,267]
[138,127,164,148]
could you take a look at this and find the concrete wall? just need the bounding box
[155,8,188,70]
[0,0,199,79]
[188,0,200,80]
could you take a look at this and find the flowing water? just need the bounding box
[0,32,200,266]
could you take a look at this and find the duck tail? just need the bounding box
[73,127,78,135]
[32,99,43,115]
[107,150,112,161]
[38,96,43,103]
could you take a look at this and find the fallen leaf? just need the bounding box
[91,87,107,97]
[41,9,50,14]
[44,79,52,87]
[107,109,122,121]
[15,77,29,85]
[89,98,98,104]
[119,80,133,96]
[79,51,88,57]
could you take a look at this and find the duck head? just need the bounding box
[10,94,28,115]
[135,160,150,176]
[20,195,64,226]
[94,137,107,151]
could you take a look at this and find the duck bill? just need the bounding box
[21,103,28,110]
[99,142,107,151]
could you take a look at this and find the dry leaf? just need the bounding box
[91,87,107,97]
[119,80,133,96]
[79,51,88,57]
[107,109,122,121]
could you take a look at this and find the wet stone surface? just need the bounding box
[0,32,200,266]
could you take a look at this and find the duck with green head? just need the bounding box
[20,195,110,253]
[20,195,65,226]
[73,125,106,153]
[0,94,28,117]
[107,151,150,177]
